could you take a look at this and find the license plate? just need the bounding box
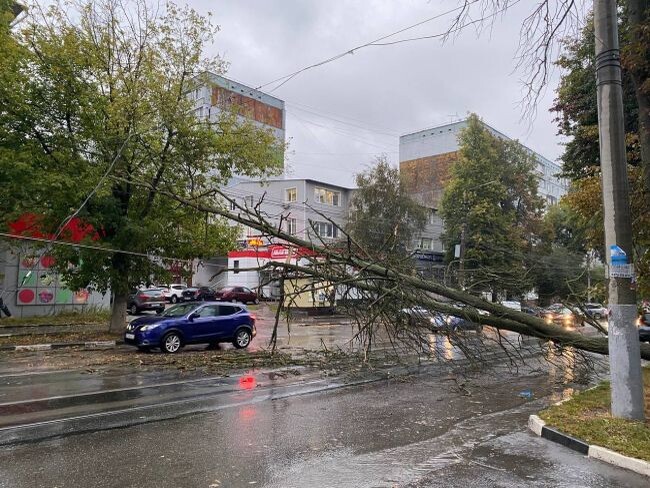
[125,333,135,340]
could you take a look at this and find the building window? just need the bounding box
[233,260,240,274]
[314,187,341,206]
[229,200,237,211]
[428,209,437,225]
[285,187,297,203]
[547,195,557,205]
[244,195,254,208]
[419,238,433,250]
[314,221,339,239]
[286,218,297,235]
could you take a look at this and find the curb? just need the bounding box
[528,414,650,477]
[0,340,120,352]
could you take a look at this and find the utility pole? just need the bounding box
[586,251,592,303]
[594,0,644,419]
[458,223,466,289]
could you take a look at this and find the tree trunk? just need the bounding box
[109,291,128,333]
[108,252,130,333]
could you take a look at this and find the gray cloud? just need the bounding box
[191,0,568,187]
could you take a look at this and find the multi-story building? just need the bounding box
[188,74,289,290]
[399,119,568,208]
[398,118,568,277]
[192,178,354,297]
[190,72,286,177]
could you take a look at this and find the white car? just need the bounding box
[160,284,187,304]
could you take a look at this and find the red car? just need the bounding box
[215,286,259,304]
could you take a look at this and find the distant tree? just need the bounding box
[0,0,283,331]
[346,156,427,265]
[551,11,650,297]
[440,114,544,298]
[541,201,588,255]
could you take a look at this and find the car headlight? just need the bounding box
[139,324,159,332]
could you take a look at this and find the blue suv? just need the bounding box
[124,302,257,353]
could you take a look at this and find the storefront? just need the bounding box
[226,244,316,299]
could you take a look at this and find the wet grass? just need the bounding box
[539,367,650,462]
[0,310,110,327]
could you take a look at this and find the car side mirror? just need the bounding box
[188,312,199,321]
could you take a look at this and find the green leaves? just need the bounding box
[347,156,427,265]
[1,0,282,292]
[440,114,544,296]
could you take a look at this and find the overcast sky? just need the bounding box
[191,0,571,187]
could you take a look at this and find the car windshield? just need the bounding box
[143,290,162,296]
[161,303,197,317]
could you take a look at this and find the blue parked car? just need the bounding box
[124,302,257,353]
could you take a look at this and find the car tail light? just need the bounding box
[137,293,147,301]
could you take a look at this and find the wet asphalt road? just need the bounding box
[0,360,646,488]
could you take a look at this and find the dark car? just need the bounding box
[521,305,542,316]
[128,289,166,315]
[181,286,217,302]
[215,286,259,304]
[124,302,257,353]
[401,306,482,332]
[638,313,650,342]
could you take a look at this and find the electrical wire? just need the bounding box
[256,2,479,93]
[0,232,192,263]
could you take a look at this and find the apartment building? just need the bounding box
[399,119,568,208]
[191,178,354,297]
[190,72,286,176]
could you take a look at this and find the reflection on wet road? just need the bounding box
[0,359,645,488]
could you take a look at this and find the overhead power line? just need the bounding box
[256,2,479,93]
[0,232,191,263]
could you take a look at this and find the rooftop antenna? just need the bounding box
[447,113,460,124]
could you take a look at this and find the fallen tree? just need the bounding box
[121,178,650,361]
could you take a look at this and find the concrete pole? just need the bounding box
[587,251,592,303]
[594,0,645,419]
[458,222,466,289]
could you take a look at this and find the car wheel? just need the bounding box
[137,346,151,353]
[233,328,252,349]
[171,295,178,304]
[156,308,164,314]
[162,332,182,353]
[129,304,138,315]
[594,313,602,320]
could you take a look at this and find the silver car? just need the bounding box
[584,303,608,320]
